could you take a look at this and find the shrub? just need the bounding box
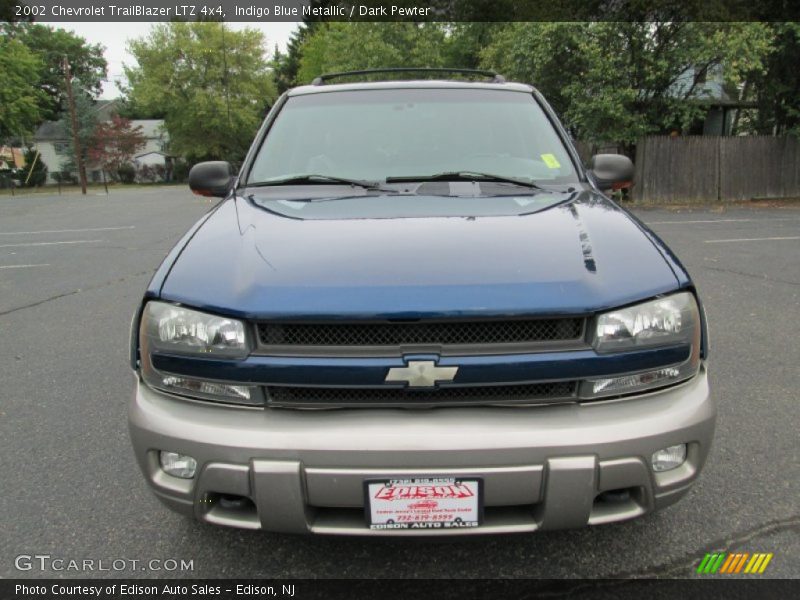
[172,159,191,183]
[52,171,77,184]
[0,170,16,189]
[117,163,136,184]
[136,164,168,184]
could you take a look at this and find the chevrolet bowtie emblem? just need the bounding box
[385,361,458,388]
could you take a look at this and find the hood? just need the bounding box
[159,192,681,319]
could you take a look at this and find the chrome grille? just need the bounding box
[266,381,577,408]
[257,318,585,348]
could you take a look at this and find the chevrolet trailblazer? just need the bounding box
[128,69,715,535]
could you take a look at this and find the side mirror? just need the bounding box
[188,161,234,197]
[588,154,634,191]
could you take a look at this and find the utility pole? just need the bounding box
[63,55,87,195]
[221,23,232,140]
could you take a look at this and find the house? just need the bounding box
[670,64,756,135]
[129,120,174,182]
[0,146,26,170]
[33,100,172,183]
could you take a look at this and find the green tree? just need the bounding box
[744,23,800,135]
[442,23,500,70]
[123,22,276,163]
[481,22,773,146]
[272,22,318,95]
[3,23,107,121]
[113,97,165,120]
[480,23,586,121]
[296,23,448,84]
[280,23,499,92]
[0,35,44,140]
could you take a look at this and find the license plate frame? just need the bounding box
[364,477,483,531]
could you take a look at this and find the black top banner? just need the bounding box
[3,0,800,22]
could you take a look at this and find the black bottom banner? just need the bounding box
[4,579,799,600]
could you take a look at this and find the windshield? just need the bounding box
[246,88,579,186]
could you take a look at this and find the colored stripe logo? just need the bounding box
[697,552,773,574]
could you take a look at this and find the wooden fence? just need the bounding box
[631,136,800,203]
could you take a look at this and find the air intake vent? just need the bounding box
[266,381,578,408]
[258,318,585,348]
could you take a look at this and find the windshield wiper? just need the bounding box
[247,174,392,192]
[385,171,549,191]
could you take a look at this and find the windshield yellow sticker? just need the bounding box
[541,153,561,169]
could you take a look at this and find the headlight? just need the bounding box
[139,301,261,405]
[593,292,699,353]
[141,301,248,358]
[582,292,702,399]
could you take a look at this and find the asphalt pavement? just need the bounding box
[1,187,798,579]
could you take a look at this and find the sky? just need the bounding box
[60,22,301,99]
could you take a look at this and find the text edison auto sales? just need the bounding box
[16,585,295,597]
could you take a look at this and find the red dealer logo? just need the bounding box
[374,484,475,501]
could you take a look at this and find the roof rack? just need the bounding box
[310,68,506,86]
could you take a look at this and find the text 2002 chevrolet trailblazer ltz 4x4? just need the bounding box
[129,69,715,535]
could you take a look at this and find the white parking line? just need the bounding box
[0,239,104,249]
[647,217,800,225]
[0,264,50,270]
[0,226,134,235]
[704,236,800,243]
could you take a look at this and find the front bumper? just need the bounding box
[128,367,715,535]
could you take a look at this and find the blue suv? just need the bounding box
[129,69,714,535]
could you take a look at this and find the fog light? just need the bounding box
[651,444,687,472]
[159,451,197,479]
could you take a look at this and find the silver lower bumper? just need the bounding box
[128,367,715,535]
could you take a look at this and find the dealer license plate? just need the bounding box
[365,477,482,530]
